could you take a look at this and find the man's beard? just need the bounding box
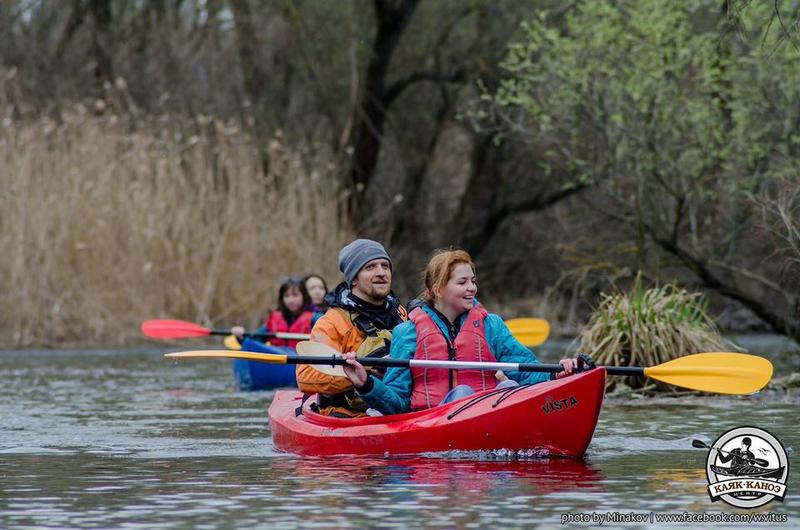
[362,282,390,301]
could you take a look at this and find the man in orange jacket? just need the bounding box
[296,239,407,417]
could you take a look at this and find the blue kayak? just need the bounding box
[232,338,298,391]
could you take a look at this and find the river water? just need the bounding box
[1,342,797,529]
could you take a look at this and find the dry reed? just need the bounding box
[574,275,729,391]
[0,108,352,347]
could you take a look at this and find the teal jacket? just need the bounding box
[311,311,325,328]
[358,303,550,415]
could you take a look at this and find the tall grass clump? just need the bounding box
[0,108,352,347]
[575,275,728,391]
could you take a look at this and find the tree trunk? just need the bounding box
[230,0,273,176]
[452,134,503,258]
[229,0,269,109]
[89,0,113,91]
[653,234,800,343]
[346,0,420,227]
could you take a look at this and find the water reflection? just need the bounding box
[0,347,797,529]
[272,455,604,494]
[1,454,603,528]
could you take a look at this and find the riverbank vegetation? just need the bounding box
[575,277,728,390]
[484,0,800,342]
[1,1,798,347]
[0,111,349,345]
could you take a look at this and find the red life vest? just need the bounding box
[409,304,496,411]
[265,310,313,348]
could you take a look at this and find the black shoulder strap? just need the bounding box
[295,393,318,417]
[352,314,380,336]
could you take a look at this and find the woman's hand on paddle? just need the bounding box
[555,357,579,379]
[556,353,596,379]
[342,352,368,388]
[230,326,245,339]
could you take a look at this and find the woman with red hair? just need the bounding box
[342,249,591,415]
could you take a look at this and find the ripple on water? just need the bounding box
[1,347,798,528]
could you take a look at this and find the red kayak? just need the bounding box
[269,368,605,457]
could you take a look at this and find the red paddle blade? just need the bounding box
[140,319,212,339]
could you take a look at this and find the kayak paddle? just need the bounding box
[691,439,770,467]
[505,318,550,347]
[223,335,243,350]
[141,319,310,341]
[142,317,547,346]
[165,342,773,395]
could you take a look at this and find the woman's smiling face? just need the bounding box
[435,262,477,315]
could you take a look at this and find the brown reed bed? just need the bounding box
[573,275,730,391]
[0,109,352,347]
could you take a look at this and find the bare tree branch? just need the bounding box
[383,68,466,107]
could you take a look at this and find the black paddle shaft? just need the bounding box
[604,366,646,377]
[280,356,639,374]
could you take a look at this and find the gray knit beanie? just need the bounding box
[338,239,393,286]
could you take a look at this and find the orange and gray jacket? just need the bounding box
[296,282,406,417]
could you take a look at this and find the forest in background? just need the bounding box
[0,0,798,347]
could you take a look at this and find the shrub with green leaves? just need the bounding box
[575,276,728,391]
[484,0,800,343]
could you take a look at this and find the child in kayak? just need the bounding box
[304,273,329,326]
[231,276,314,348]
[342,249,593,415]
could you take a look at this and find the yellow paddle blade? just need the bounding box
[224,335,242,350]
[295,341,346,377]
[165,350,288,364]
[643,352,773,395]
[505,318,550,347]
